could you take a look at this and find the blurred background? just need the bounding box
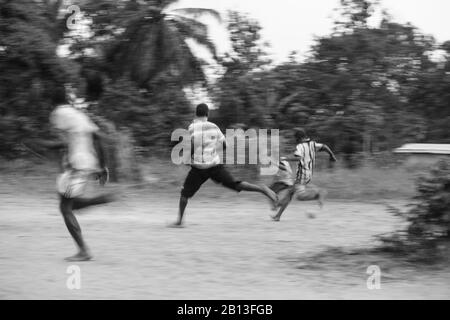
[0,0,449,299]
[1,0,450,196]
[1,0,449,158]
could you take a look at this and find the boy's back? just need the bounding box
[188,118,225,169]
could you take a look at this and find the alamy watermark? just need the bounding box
[171,128,280,175]
[366,265,381,290]
[66,265,81,290]
[64,1,81,31]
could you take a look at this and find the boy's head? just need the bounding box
[293,128,309,143]
[196,103,209,117]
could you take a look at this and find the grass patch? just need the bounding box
[0,156,422,200]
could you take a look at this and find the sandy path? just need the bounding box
[0,181,449,300]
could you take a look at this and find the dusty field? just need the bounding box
[1,173,449,300]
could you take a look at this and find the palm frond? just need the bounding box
[107,16,163,87]
[99,2,213,88]
[168,15,208,37]
[168,8,221,22]
[169,16,217,59]
[160,22,206,84]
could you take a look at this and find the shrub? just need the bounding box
[379,159,450,258]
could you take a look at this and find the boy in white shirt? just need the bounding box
[28,104,114,261]
[171,103,278,227]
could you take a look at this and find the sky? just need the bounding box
[58,0,449,106]
[168,0,450,64]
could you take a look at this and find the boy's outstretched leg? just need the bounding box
[237,181,278,208]
[59,196,92,261]
[271,187,294,221]
[72,194,116,210]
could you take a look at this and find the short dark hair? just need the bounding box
[293,128,308,142]
[196,103,209,117]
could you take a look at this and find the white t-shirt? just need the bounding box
[189,117,225,169]
[50,105,100,171]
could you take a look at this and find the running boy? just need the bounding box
[270,128,337,221]
[28,104,115,261]
[171,103,278,227]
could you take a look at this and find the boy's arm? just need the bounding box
[190,136,195,158]
[319,144,337,162]
[21,138,65,160]
[93,132,107,169]
[282,154,300,162]
[93,132,109,185]
[24,138,65,150]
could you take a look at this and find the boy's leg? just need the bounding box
[59,196,92,261]
[72,194,116,210]
[271,186,295,221]
[268,182,287,210]
[210,165,278,207]
[170,167,208,227]
[295,184,327,208]
[237,182,278,205]
[172,196,189,227]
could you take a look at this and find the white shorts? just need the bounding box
[56,170,94,198]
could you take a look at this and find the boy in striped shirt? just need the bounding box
[270,128,337,221]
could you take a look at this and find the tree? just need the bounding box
[56,0,222,149]
[266,0,441,164]
[408,41,450,142]
[334,0,378,31]
[94,77,192,149]
[214,11,272,128]
[77,0,220,89]
[0,0,70,156]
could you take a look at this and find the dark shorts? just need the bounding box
[181,165,242,198]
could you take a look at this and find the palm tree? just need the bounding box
[86,0,221,88]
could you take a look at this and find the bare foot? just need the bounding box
[318,189,327,209]
[270,215,281,221]
[262,185,279,209]
[168,222,184,228]
[65,251,92,262]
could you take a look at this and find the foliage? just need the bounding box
[402,160,450,239]
[76,0,220,89]
[93,78,191,149]
[213,1,449,168]
[214,11,273,129]
[380,160,450,256]
[0,0,69,156]
[0,0,449,162]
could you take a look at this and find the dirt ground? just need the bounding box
[0,174,449,300]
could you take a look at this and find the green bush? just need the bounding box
[405,160,450,239]
[380,160,450,257]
